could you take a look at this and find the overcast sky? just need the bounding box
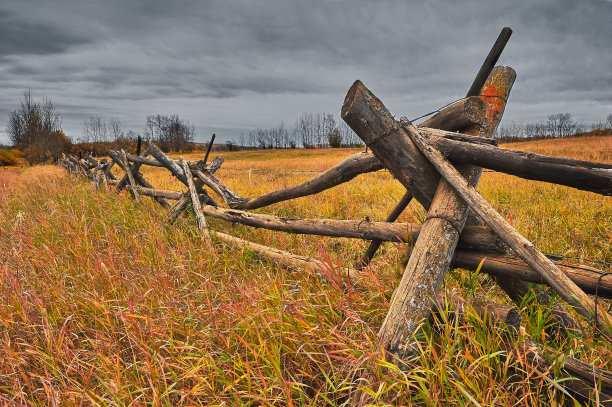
[1,0,611,144]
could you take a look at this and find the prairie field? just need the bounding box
[0,135,611,405]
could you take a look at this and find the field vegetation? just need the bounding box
[0,135,610,405]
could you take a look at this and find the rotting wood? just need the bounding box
[374,67,516,358]
[401,118,612,338]
[180,156,212,244]
[120,149,140,203]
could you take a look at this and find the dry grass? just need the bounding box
[0,136,610,405]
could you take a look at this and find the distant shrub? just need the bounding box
[0,148,23,166]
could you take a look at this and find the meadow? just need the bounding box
[0,135,611,405]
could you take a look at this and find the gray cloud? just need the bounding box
[1,0,611,144]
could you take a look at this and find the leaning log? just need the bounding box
[367,67,515,357]
[402,118,612,337]
[180,156,211,243]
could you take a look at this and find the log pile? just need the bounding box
[59,27,612,405]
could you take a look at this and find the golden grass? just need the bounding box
[0,135,610,405]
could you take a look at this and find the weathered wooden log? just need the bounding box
[203,133,216,165]
[508,339,612,405]
[107,150,172,208]
[419,97,488,131]
[202,152,384,209]
[146,141,189,184]
[165,157,224,223]
[373,67,515,357]
[214,231,362,280]
[115,147,150,193]
[194,133,494,210]
[455,251,612,298]
[402,118,612,337]
[122,153,212,171]
[201,204,506,251]
[434,136,612,195]
[466,27,513,97]
[180,156,211,243]
[120,149,140,202]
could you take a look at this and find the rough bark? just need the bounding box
[375,67,516,357]
[402,118,612,337]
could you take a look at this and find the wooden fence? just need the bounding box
[60,27,612,404]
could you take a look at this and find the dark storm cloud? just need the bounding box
[0,0,611,144]
[0,10,91,59]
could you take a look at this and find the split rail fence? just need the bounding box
[60,27,612,404]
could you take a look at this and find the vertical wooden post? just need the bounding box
[203,134,216,166]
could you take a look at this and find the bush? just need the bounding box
[0,148,23,166]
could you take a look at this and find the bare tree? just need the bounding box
[6,89,68,163]
[109,119,123,141]
[83,116,107,143]
[607,114,612,129]
[547,113,575,138]
[144,114,194,152]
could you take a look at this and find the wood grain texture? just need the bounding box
[375,67,516,356]
[402,118,612,338]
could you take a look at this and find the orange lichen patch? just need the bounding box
[479,77,510,126]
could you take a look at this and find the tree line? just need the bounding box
[237,112,363,150]
[494,113,612,142]
[5,89,612,164]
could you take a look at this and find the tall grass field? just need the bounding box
[1,135,611,405]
